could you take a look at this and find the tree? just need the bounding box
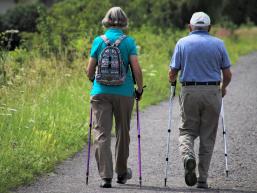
[223,0,248,25]
[2,3,46,32]
[0,15,3,32]
[222,0,257,25]
[246,0,257,25]
[39,0,58,7]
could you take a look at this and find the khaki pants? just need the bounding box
[179,86,222,182]
[90,94,134,179]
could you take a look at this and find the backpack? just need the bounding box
[96,34,127,85]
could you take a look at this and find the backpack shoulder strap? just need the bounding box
[113,35,127,47]
[100,35,111,46]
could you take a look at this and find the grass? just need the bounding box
[1,27,257,193]
[0,70,91,192]
[0,52,92,192]
[213,27,257,64]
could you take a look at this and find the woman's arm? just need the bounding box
[129,55,143,92]
[86,57,97,82]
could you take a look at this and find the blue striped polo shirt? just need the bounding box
[170,30,231,82]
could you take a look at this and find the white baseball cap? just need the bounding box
[190,12,211,26]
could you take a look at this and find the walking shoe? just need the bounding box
[197,181,209,189]
[184,156,197,186]
[100,178,112,188]
[117,168,132,184]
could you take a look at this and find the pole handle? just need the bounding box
[170,80,177,97]
[171,80,177,86]
[135,85,146,101]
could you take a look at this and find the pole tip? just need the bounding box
[164,178,167,187]
[226,170,229,177]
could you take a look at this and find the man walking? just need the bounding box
[169,12,232,188]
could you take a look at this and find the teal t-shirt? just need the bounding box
[90,28,137,97]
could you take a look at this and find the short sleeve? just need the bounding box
[90,36,102,59]
[127,37,137,56]
[220,42,231,69]
[170,42,181,70]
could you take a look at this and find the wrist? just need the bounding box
[137,88,143,93]
[137,85,143,92]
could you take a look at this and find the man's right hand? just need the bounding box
[169,68,178,83]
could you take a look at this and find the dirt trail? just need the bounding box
[12,53,257,193]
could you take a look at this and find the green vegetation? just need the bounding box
[1,0,257,192]
[1,26,257,193]
[224,28,257,64]
[1,0,257,34]
[0,2,44,33]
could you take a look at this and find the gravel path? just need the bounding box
[12,53,257,193]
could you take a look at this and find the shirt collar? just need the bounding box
[189,30,209,35]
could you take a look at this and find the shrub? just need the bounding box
[37,0,110,51]
[0,30,21,51]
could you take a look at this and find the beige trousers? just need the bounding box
[179,86,222,182]
[90,94,134,179]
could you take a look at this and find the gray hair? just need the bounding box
[102,7,128,28]
[191,25,210,31]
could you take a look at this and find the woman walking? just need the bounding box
[86,7,143,188]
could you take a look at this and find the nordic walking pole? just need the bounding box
[136,98,142,187]
[164,81,177,187]
[86,107,93,185]
[221,98,229,177]
[135,85,146,187]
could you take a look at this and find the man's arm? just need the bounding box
[86,57,97,82]
[169,68,179,83]
[221,68,232,97]
[169,42,180,83]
